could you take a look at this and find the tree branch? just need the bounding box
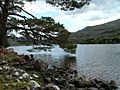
[9,13,27,19]
[7,26,36,30]
[11,6,36,18]
[9,13,33,33]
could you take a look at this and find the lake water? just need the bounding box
[9,44,120,88]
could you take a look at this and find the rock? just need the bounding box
[20,69,25,73]
[44,77,52,83]
[89,87,98,90]
[19,87,29,90]
[33,74,39,78]
[23,55,31,62]
[54,78,66,86]
[109,80,118,89]
[30,54,35,61]
[26,86,31,90]
[3,65,10,70]
[19,76,23,80]
[94,80,111,90]
[76,88,98,90]
[6,75,12,79]
[29,80,41,89]
[4,83,9,87]
[0,67,3,70]
[85,79,93,87]
[8,61,20,66]
[99,88,105,90]
[14,71,19,76]
[91,79,98,86]
[23,54,34,63]
[11,83,17,87]
[16,79,20,82]
[70,78,83,88]
[0,61,7,65]
[24,65,34,70]
[30,76,33,80]
[95,84,101,89]
[0,59,118,90]
[67,84,75,90]
[22,73,29,78]
[45,83,60,90]
[34,60,48,71]
[52,85,60,90]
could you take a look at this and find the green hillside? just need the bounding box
[70,19,120,44]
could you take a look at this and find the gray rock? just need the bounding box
[3,65,10,70]
[29,80,41,89]
[89,87,98,90]
[22,73,29,78]
[44,77,51,83]
[45,83,60,90]
[109,80,118,89]
[33,74,39,78]
[0,67,3,70]
[9,61,20,66]
[14,71,19,76]
[0,61,7,65]
[19,76,23,80]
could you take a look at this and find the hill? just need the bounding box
[70,19,120,44]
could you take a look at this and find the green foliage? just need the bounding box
[46,0,91,11]
[60,41,77,53]
[70,19,120,44]
[19,17,77,52]
[18,17,67,44]
[0,54,20,62]
[0,0,87,52]
[0,74,30,90]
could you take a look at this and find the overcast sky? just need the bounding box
[22,0,120,32]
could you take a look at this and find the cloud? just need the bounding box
[23,1,60,15]
[22,0,120,32]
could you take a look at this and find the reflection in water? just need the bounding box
[59,56,76,69]
[34,54,77,70]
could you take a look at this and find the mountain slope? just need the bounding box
[70,19,120,44]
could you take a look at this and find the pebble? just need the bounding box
[22,72,29,78]
[33,74,39,78]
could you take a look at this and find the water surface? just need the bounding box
[10,44,120,88]
[76,44,120,89]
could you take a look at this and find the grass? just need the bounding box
[0,48,22,62]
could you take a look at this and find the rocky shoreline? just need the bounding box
[0,49,118,90]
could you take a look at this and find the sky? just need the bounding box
[22,0,120,32]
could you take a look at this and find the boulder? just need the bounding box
[0,67,3,71]
[33,60,48,71]
[109,80,118,89]
[9,61,20,66]
[14,71,19,76]
[0,61,7,65]
[22,72,30,78]
[29,80,41,90]
[45,83,60,90]
[33,74,39,78]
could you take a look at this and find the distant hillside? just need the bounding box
[70,19,120,44]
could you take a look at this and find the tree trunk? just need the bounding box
[0,0,9,48]
[0,18,7,48]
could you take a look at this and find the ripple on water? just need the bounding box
[10,44,120,89]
